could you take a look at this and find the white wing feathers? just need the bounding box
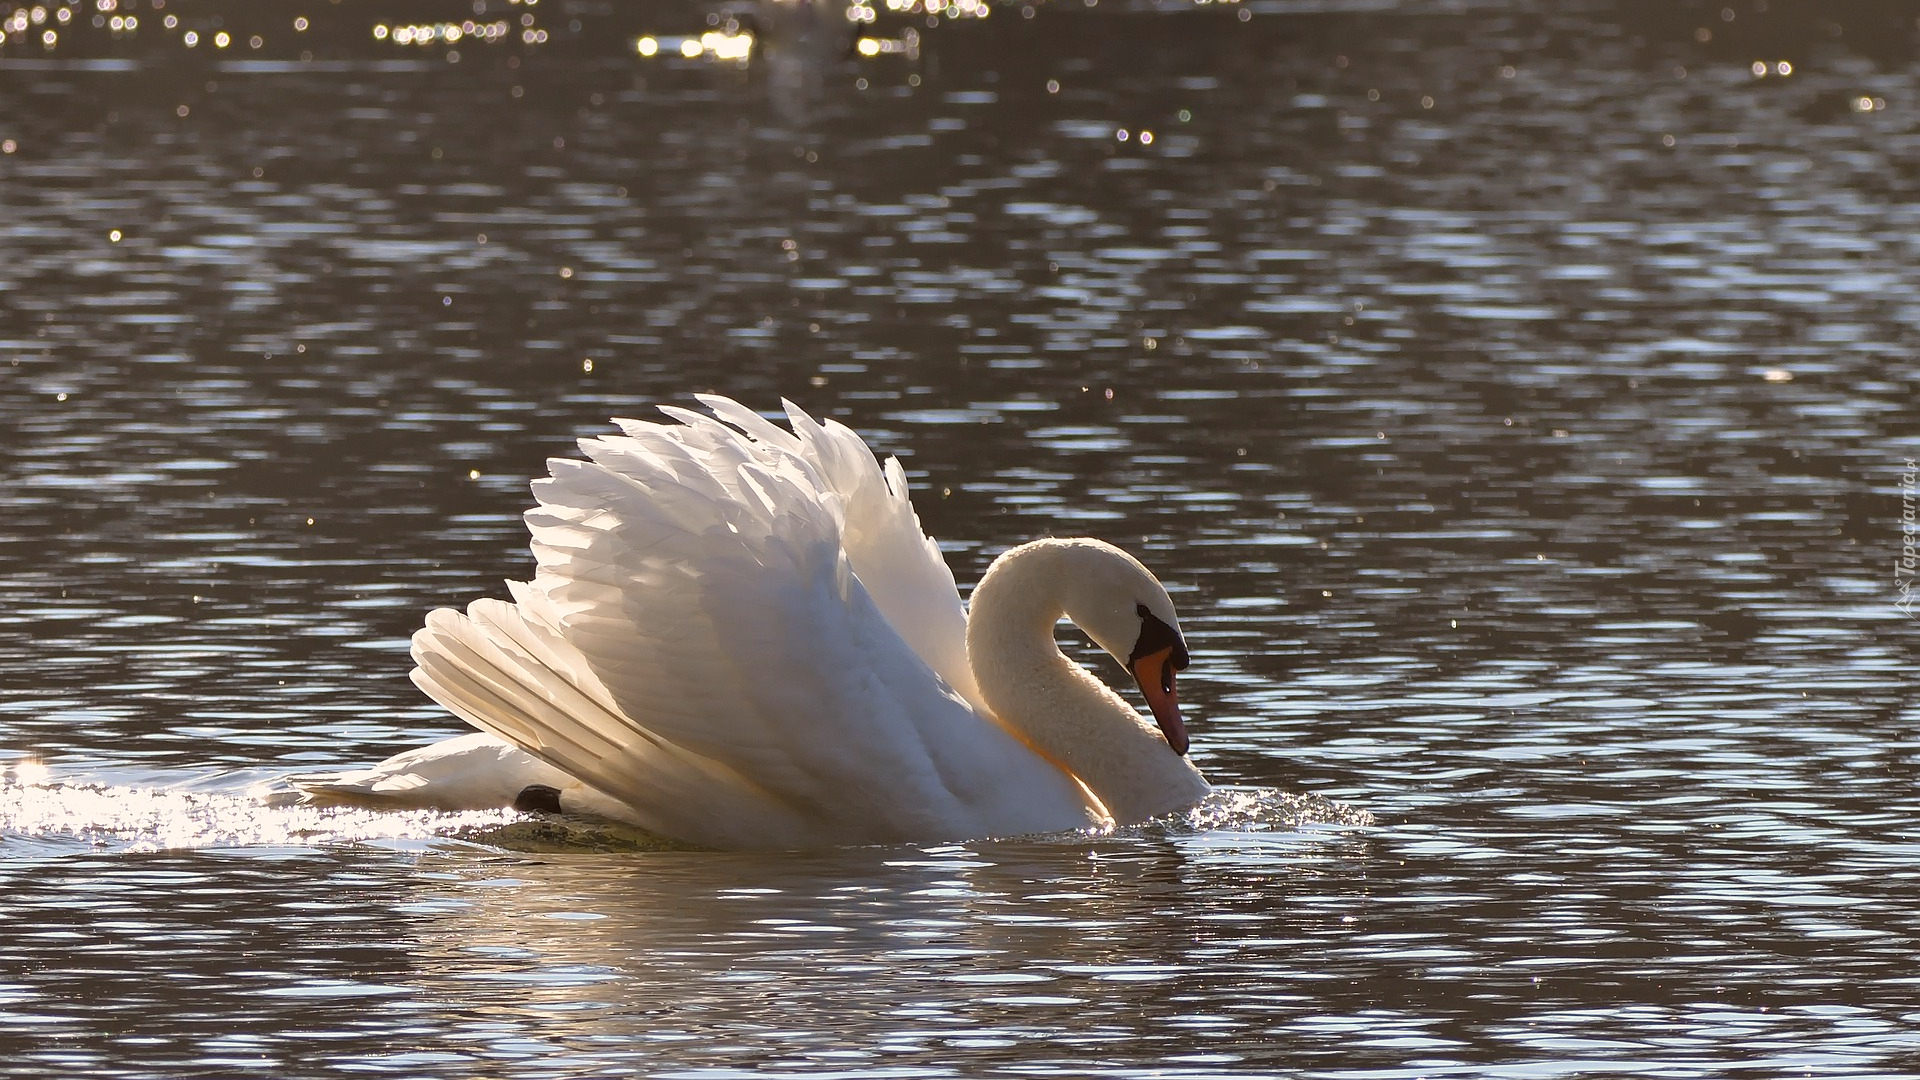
[766,399,986,714]
[406,398,1098,848]
[683,396,981,711]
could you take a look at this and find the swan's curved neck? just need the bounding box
[966,541,1209,825]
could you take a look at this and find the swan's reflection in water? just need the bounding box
[400,824,1372,1064]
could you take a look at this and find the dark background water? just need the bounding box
[2,0,1918,1075]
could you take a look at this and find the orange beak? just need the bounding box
[1127,645,1188,755]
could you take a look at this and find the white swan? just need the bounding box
[299,397,1211,848]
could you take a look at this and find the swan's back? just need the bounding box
[408,399,1099,849]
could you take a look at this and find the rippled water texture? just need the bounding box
[2,0,1917,1075]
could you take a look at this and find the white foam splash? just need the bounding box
[1179,786,1376,831]
[0,778,519,855]
[0,776,1372,858]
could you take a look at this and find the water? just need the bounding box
[2,0,1918,1074]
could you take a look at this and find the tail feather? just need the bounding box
[408,600,810,846]
[412,619,609,763]
[414,607,653,766]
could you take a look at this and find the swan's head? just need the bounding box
[1054,540,1194,755]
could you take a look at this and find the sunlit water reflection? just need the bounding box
[3,0,1918,1075]
[0,774,1369,857]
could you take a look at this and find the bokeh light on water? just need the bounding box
[2,0,1918,1075]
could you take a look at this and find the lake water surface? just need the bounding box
[2,0,1917,1075]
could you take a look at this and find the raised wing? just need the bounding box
[408,399,1097,848]
[695,396,984,713]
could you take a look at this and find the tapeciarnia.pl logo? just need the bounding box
[1900,458,1917,618]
